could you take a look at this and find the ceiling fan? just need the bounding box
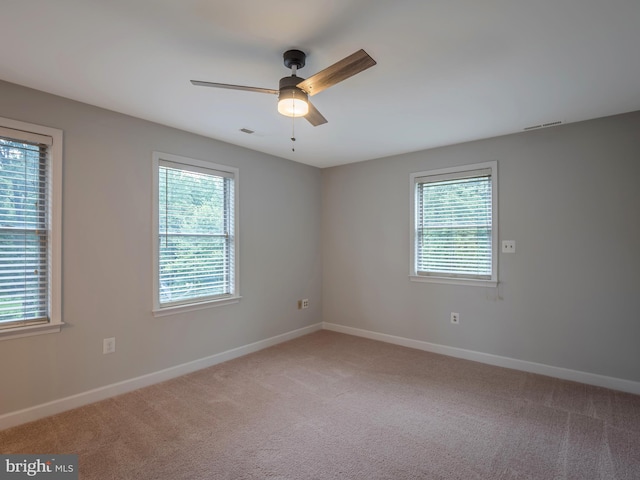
[191,49,376,126]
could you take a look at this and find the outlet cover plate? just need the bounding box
[502,240,516,253]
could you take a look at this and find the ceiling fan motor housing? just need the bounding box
[278,76,308,102]
[279,75,305,91]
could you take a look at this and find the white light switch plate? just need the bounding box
[103,337,116,354]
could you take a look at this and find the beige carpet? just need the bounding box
[2,331,640,479]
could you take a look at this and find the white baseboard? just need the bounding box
[4,321,637,431]
[322,322,640,395]
[0,323,322,431]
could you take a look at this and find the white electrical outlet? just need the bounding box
[298,299,310,310]
[450,312,460,324]
[502,240,516,253]
[103,337,116,354]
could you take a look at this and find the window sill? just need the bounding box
[0,322,65,341]
[153,296,241,317]
[410,275,498,288]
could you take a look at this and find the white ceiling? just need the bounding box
[2,0,639,168]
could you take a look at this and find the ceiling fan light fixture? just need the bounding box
[191,48,375,128]
[277,87,309,117]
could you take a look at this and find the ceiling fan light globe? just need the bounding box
[277,85,309,117]
[278,97,309,117]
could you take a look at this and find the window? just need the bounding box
[152,152,239,315]
[0,117,62,340]
[410,162,497,286]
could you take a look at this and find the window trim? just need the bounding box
[0,117,63,340]
[409,161,498,287]
[152,152,240,316]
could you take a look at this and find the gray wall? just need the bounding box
[2,76,639,417]
[322,111,640,382]
[0,81,322,415]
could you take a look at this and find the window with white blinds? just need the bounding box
[410,162,497,286]
[153,153,239,314]
[0,119,62,337]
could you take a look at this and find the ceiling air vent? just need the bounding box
[239,128,255,134]
[524,120,562,131]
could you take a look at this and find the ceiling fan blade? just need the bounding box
[296,49,376,97]
[305,101,328,126]
[190,80,278,95]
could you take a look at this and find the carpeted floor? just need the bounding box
[2,330,640,479]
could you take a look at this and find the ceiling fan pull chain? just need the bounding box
[291,90,296,152]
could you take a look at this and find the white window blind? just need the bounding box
[157,160,235,307]
[0,131,51,328]
[414,166,495,281]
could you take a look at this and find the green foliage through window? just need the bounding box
[0,137,48,325]
[415,169,493,280]
[158,163,235,305]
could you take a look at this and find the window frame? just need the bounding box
[409,161,498,287]
[0,116,63,340]
[152,152,240,317]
